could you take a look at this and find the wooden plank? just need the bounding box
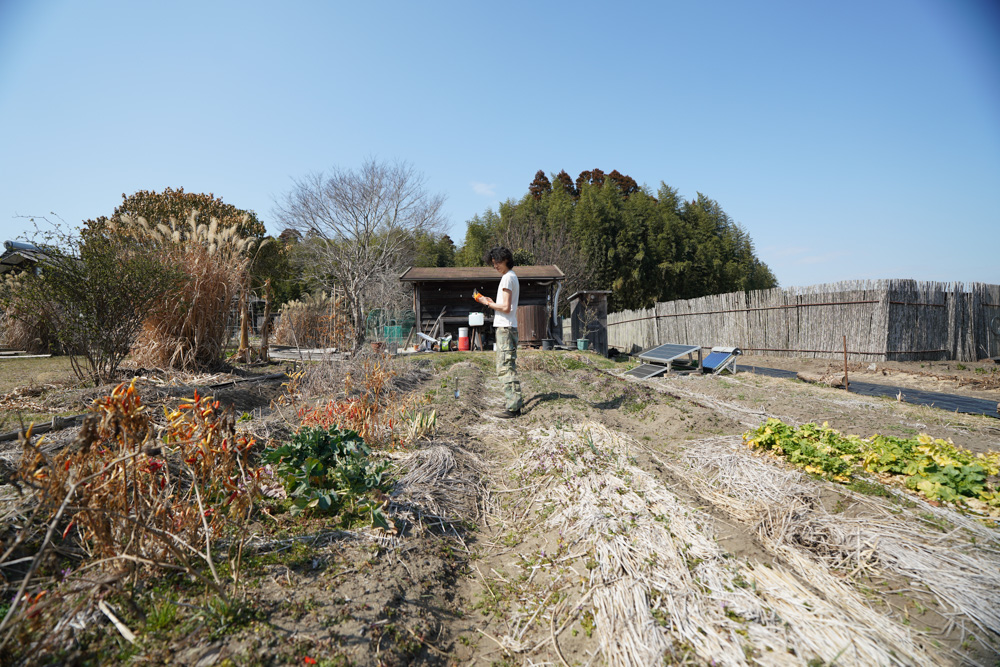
[428,306,447,339]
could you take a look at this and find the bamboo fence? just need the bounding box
[606,280,1000,362]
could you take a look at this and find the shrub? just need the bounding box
[16,379,258,562]
[0,228,180,383]
[298,355,400,444]
[3,380,258,656]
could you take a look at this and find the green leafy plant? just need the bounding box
[745,418,1000,512]
[261,426,394,530]
[867,434,994,503]
[745,419,861,481]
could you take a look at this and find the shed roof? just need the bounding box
[400,265,564,282]
[568,290,612,301]
[1,241,50,275]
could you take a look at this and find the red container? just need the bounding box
[458,336,470,351]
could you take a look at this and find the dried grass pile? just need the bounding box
[677,435,1000,653]
[390,442,484,526]
[128,214,257,371]
[502,422,939,666]
[272,290,351,349]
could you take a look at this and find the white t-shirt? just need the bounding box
[493,270,519,328]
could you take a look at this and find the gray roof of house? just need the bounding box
[1,241,50,274]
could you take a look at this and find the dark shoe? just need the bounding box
[497,409,521,419]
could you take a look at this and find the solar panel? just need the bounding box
[702,347,741,374]
[702,352,732,369]
[638,343,701,364]
[624,363,670,379]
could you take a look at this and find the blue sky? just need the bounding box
[1,0,998,288]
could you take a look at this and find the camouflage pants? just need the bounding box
[495,327,523,412]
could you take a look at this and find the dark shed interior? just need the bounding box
[399,266,564,347]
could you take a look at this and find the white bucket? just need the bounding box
[459,327,469,338]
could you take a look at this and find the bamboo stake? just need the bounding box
[843,335,849,392]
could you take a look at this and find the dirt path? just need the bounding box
[738,353,1000,401]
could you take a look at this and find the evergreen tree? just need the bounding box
[413,231,457,267]
[553,170,577,198]
[454,168,777,313]
[528,170,552,200]
[455,210,500,266]
[607,170,640,198]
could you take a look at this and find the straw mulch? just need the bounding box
[501,422,941,666]
[389,441,485,530]
[675,435,1000,653]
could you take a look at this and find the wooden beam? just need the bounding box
[428,306,447,339]
[413,283,422,334]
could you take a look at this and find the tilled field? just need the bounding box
[1,351,999,666]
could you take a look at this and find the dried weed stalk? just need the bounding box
[0,286,59,354]
[272,290,353,350]
[297,354,430,447]
[0,379,258,655]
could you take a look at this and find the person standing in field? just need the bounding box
[474,247,523,418]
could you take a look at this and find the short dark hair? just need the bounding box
[484,246,515,268]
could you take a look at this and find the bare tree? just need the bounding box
[274,159,445,348]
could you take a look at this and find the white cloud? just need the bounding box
[471,181,497,197]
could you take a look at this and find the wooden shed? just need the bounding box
[399,265,565,347]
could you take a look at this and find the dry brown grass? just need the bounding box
[127,214,259,371]
[272,290,352,350]
[0,278,60,354]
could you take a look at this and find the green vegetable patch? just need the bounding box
[261,425,396,531]
[744,418,1000,516]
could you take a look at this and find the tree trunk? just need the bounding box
[258,278,272,362]
[235,283,251,363]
